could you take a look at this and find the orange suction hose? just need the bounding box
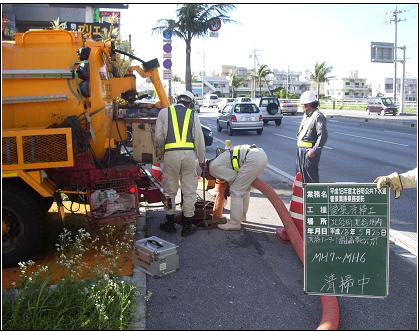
[251,177,339,330]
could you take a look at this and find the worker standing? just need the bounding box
[205,144,268,231]
[296,91,328,183]
[154,90,206,236]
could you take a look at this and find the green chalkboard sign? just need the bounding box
[304,183,389,298]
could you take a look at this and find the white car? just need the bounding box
[280,99,298,115]
[235,97,252,103]
[252,97,283,126]
[203,94,219,108]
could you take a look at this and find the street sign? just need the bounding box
[163,69,172,80]
[163,59,172,69]
[209,31,219,38]
[208,18,221,31]
[163,43,172,53]
[371,42,394,63]
[304,183,389,298]
[163,53,172,59]
[163,29,172,40]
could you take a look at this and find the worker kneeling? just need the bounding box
[206,144,268,231]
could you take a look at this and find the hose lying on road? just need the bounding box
[251,177,339,331]
[211,177,339,330]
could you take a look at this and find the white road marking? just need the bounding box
[384,130,417,136]
[335,131,409,147]
[273,134,334,150]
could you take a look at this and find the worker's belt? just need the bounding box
[230,144,257,171]
[297,140,313,148]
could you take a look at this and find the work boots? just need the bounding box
[218,218,241,231]
[159,214,176,233]
[181,216,197,237]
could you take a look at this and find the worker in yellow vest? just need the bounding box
[204,144,268,231]
[296,91,328,183]
[155,90,206,236]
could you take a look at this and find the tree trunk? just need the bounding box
[185,38,192,92]
[317,82,320,100]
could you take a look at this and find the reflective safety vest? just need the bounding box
[231,146,241,171]
[297,110,319,148]
[164,105,195,151]
[230,144,256,171]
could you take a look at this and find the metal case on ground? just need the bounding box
[133,236,179,278]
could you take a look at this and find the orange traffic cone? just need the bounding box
[276,172,304,241]
[151,163,162,182]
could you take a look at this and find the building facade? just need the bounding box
[383,77,417,102]
[325,71,371,99]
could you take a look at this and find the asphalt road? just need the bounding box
[198,107,417,255]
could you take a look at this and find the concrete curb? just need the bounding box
[127,207,148,330]
[327,114,417,128]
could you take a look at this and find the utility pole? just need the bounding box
[286,65,289,98]
[250,49,260,98]
[388,5,406,102]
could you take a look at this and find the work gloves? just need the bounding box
[374,172,402,199]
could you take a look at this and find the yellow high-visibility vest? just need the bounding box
[297,110,319,148]
[164,106,195,150]
[231,146,240,171]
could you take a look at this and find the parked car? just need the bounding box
[201,123,213,146]
[203,94,219,108]
[280,99,298,115]
[235,97,252,103]
[252,97,283,126]
[366,97,398,116]
[217,97,235,110]
[216,102,263,136]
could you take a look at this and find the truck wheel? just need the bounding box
[275,119,282,126]
[2,185,46,267]
[217,120,222,132]
[263,120,269,125]
[256,128,263,135]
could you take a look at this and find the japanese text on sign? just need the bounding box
[304,183,389,298]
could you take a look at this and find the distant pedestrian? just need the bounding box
[154,90,206,236]
[204,144,268,231]
[296,91,328,183]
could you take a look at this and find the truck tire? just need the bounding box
[217,120,222,132]
[275,119,282,126]
[267,103,279,115]
[2,184,46,267]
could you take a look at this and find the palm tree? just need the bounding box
[307,62,333,99]
[252,64,273,97]
[229,74,245,98]
[50,17,67,30]
[153,4,236,92]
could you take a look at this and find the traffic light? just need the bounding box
[76,47,91,98]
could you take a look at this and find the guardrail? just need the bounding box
[282,98,417,111]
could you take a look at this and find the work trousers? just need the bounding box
[163,150,198,218]
[296,147,322,183]
[210,148,268,225]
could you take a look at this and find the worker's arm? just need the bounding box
[154,108,168,148]
[374,167,417,198]
[308,112,328,157]
[193,112,206,164]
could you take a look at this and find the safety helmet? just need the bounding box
[177,90,195,104]
[300,91,317,105]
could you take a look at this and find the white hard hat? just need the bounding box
[178,90,195,102]
[300,91,317,105]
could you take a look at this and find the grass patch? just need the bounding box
[2,274,136,330]
[2,214,141,330]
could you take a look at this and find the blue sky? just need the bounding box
[111,3,417,85]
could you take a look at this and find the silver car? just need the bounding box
[216,102,263,136]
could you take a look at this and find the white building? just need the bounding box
[324,71,371,99]
[382,77,417,102]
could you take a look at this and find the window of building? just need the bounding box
[345,92,349,96]
[385,83,392,90]
[355,82,359,87]
[345,82,350,86]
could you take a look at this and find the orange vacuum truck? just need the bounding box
[2,29,170,267]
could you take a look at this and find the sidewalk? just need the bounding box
[132,168,417,330]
